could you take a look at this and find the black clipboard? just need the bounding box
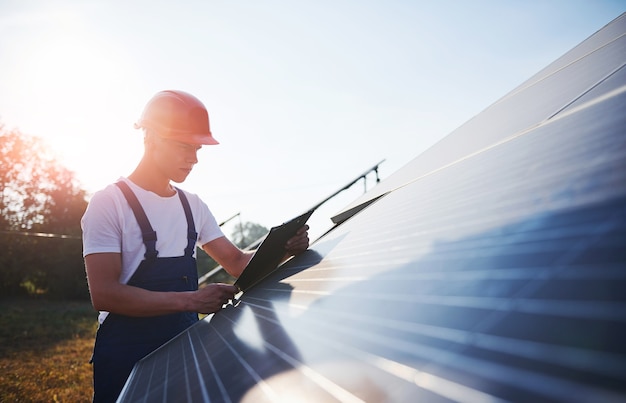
[234,209,314,292]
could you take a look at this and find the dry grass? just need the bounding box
[0,299,98,402]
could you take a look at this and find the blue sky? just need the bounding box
[0,1,624,240]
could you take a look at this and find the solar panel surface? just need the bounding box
[118,13,626,403]
[333,14,626,224]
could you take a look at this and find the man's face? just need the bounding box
[151,135,202,183]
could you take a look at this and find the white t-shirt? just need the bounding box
[81,177,224,323]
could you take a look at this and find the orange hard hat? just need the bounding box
[134,90,219,145]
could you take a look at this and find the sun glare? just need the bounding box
[6,15,142,196]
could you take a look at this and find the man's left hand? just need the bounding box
[285,225,310,256]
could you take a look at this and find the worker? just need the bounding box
[81,90,309,402]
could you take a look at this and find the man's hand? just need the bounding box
[285,225,310,257]
[191,283,239,314]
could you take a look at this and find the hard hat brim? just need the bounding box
[135,122,219,145]
[183,133,220,145]
[159,131,220,145]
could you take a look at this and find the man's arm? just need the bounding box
[85,226,309,316]
[84,252,237,316]
[201,237,254,278]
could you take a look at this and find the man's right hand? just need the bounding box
[192,283,239,314]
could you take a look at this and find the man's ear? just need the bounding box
[144,129,157,148]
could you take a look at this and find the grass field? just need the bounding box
[0,298,98,402]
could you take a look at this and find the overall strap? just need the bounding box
[115,181,158,260]
[175,187,198,257]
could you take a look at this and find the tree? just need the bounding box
[231,221,269,249]
[1,125,86,231]
[0,124,89,299]
[196,221,269,285]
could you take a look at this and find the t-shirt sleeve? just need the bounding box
[81,188,123,257]
[193,195,225,246]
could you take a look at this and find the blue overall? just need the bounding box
[91,181,199,403]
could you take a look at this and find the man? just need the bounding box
[81,90,309,402]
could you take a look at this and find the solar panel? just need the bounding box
[118,13,626,402]
[333,13,626,224]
